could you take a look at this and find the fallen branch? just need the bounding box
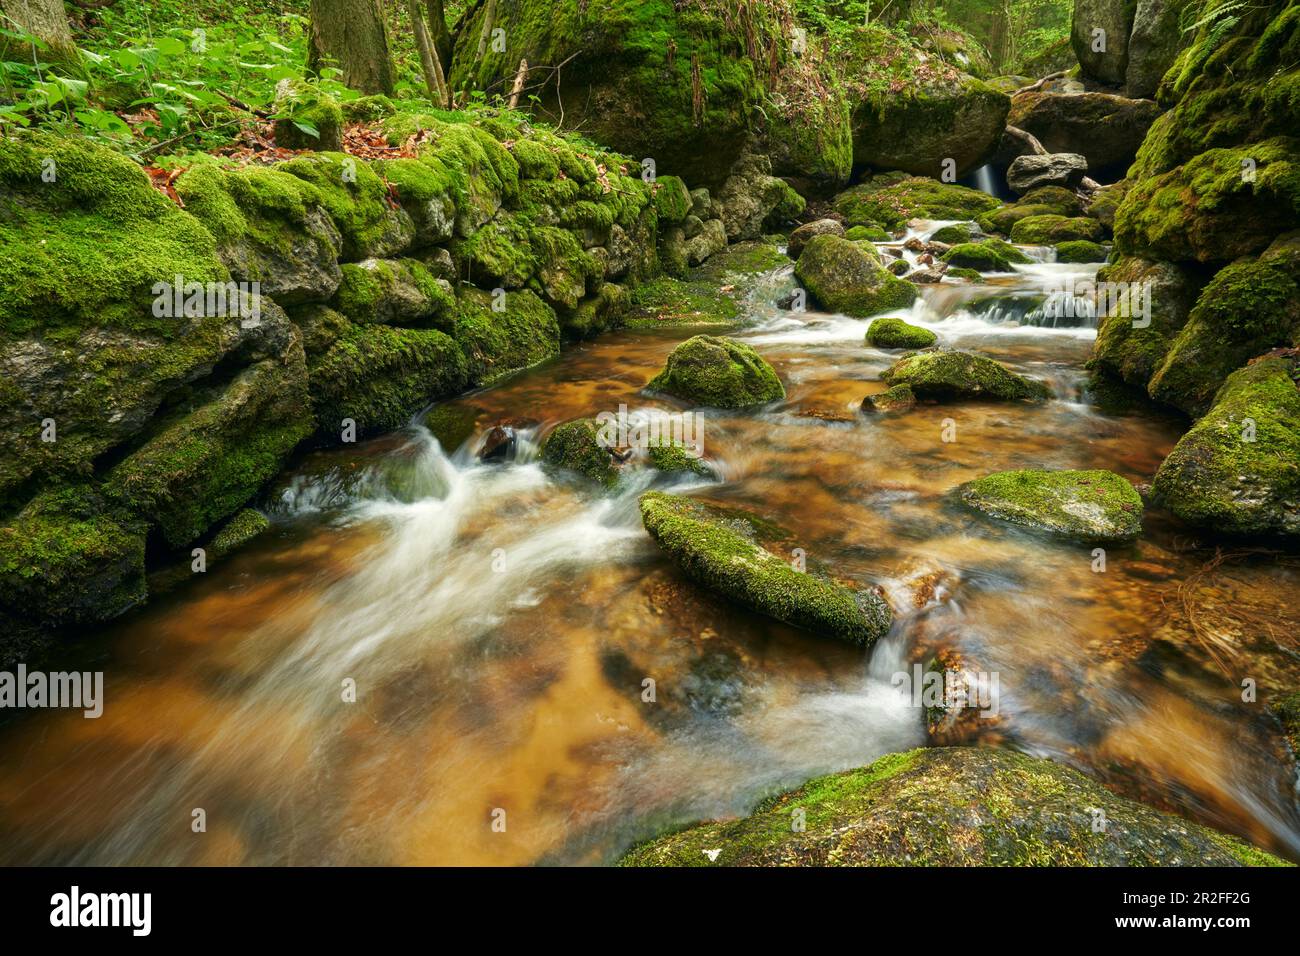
[1013,70,1068,96]
[1005,124,1104,193]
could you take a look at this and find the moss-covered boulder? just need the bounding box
[451,287,561,387]
[863,384,917,413]
[619,746,1285,866]
[834,173,1001,230]
[840,26,1010,179]
[942,238,1033,272]
[542,418,622,488]
[1146,235,1300,415]
[648,336,784,408]
[1088,256,1201,391]
[882,349,1052,402]
[787,219,845,259]
[865,318,936,350]
[1002,91,1162,179]
[1152,355,1300,539]
[844,224,891,242]
[647,441,715,479]
[1010,215,1105,244]
[1116,137,1300,264]
[638,492,891,646]
[1055,240,1109,263]
[449,0,787,186]
[175,163,344,305]
[333,258,455,328]
[960,469,1144,543]
[929,223,971,245]
[272,86,344,152]
[308,323,469,437]
[713,150,805,242]
[280,152,416,260]
[795,234,917,317]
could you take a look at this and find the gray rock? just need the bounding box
[1007,152,1089,193]
[787,218,845,259]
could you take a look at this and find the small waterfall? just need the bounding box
[972,164,998,197]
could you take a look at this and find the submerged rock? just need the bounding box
[794,234,917,317]
[618,746,1285,866]
[959,469,1144,543]
[638,492,891,646]
[865,318,937,350]
[647,336,785,408]
[882,349,1051,402]
[863,384,917,413]
[1152,355,1300,540]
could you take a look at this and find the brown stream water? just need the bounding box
[2,231,1298,865]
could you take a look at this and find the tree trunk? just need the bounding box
[424,0,452,75]
[0,0,76,64]
[406,0,448,107]
[308,0,394,96]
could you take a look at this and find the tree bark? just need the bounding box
[406,0,448,108]
[0,0,76,64]
[424,0,452,75]
[308,0,395,96]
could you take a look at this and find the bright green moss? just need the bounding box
[1116,137,1300,263]
[865,317,937,349]
[451,286,561,386]
[638,491,890,645]
[882,349,1051,402]
[625,277,741,328]
[930,224,971,244]
[308,323,469,436]
[647,442,714,478]
[1010,215,1105,244]
[795,233,917,317]
[618,746,1288,867]
[960,469,1144,543]
[0,486,147,626]
[452,214,538,288]
[1152,355,1300,538]
[280,152,413,260]
[542,419,621,488]
[844,224,890,242]
[648,335,785,408]
[209,508,270,555]
[942,239,1031,272]
[654,175,692,223]
[834,173,1001,229]
[333,258,454,327]
[1055,240,1109,263]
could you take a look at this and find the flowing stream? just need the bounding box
[2,227,1298,865]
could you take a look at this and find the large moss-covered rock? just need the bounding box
[865,317,936,349]
[713,150,805,241]
[834,173,1001,230]
[795,234,917,317]
[449,0,787,186]
[1055,240,1109,263]
[175,163,344,305]
[104,309,312,550]
[638,492,891,646]
[1146,234,1300,415]
[1088,256,1201,390]
[0,130,250,512]
[1010,214,1105,244]
[619,746,1286,866]
[764,64,854,195]
[0,486,147,628]
[1152,355,1300,539]
[960,469,1144,543]
[647,335,784,408]
[333,258,455,328]
[280,152,415,260]
[1001,92,1161,179]
[1116,137,1300,264]
[882,349,1052,402]
[451,286,561,387]
[840,26,1009,179]
[308,323,469,436]
[942,239,1033,272]
[1072,0,1137,85]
